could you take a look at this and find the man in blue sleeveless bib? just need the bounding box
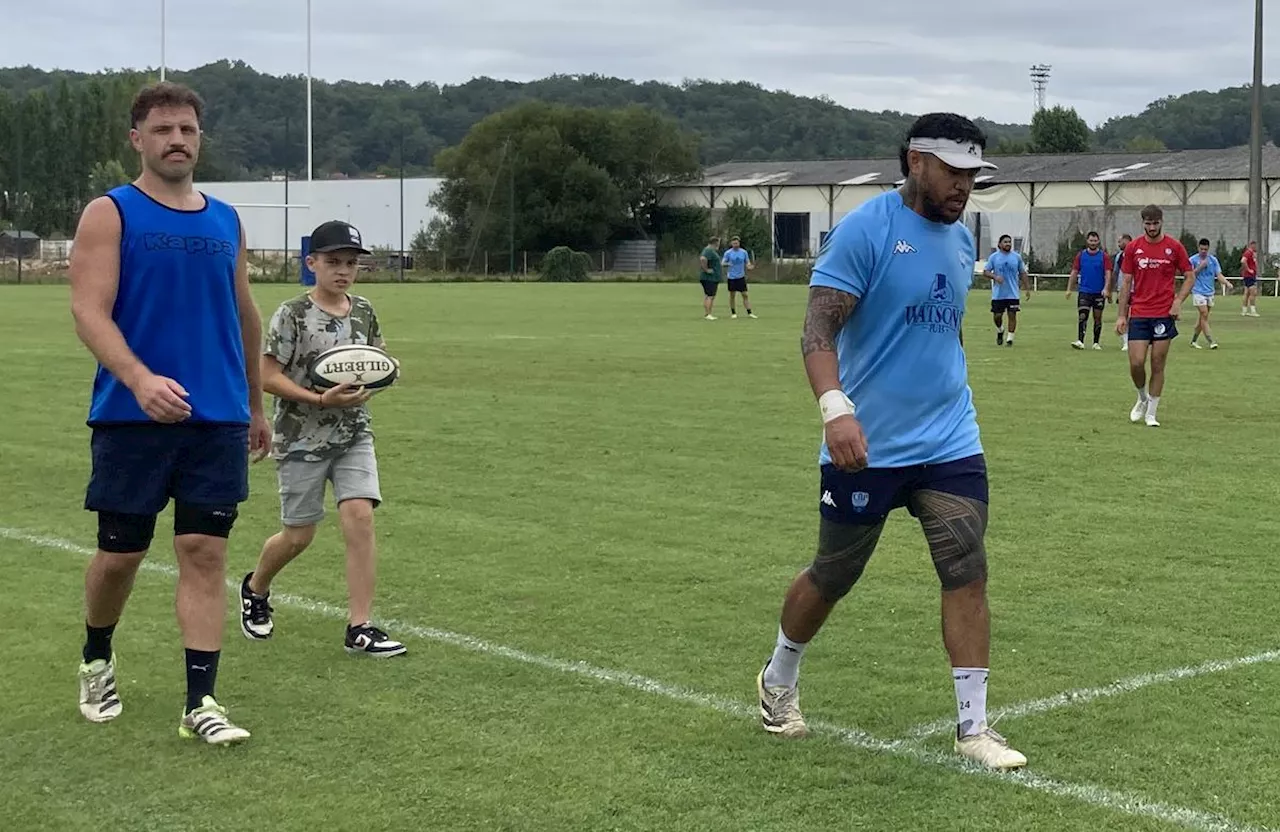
[753,114,1027,770]
[1067,231,1111,350]
[68,82,270,744]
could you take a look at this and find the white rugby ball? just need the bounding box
[307,344,399,391]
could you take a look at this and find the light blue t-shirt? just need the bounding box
[986,250,1025,300]
[1190,253,1221,295]
[723,247,750,278]
[809,190,982,469]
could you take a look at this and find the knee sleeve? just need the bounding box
[1078,307,1090,322]
[911,490,989,590]
[174,502,239,539]
[806,518,885,603]
[98,511,158,554]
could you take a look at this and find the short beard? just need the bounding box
[901,177,955,224]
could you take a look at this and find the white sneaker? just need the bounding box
[1091,343,1102,351]
[748,312,758,319]
[1145,412,1161,427]
[78,654,122,723]
[731,313,738,319]
[1191,341,1203,349]
[1071,340,1085,350]
[1249,308,1261,317]
[955,724,1027,770]
[757,663,807,738]
[1242,308,1249,316]
[704,314,717,321]
[179,696,251,745]
[1129,398,1148,423]
[1209,342,1219,350]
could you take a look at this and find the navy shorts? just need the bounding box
[819,453,989,526]
[1127,316,1178,343]
[85,424,250,516]
[1243,277,1257,288]
[727,277,748,293]
[700,279,719,297]
[991,298,1020,314]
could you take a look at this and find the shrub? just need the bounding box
[541,245,593,282]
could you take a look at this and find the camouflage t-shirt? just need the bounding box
[263,292,384,462]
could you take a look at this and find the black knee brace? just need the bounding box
[98,511,158,554]
[174,503,239,539]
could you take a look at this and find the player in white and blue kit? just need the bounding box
[755,113,1026,771]
[1189,237,1232,349]
[721,236,756,318]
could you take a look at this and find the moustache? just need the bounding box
[164,148,190,158]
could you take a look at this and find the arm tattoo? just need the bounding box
[801,287,857,356]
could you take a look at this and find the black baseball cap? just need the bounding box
[309,220,370,254]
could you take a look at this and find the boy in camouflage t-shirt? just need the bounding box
[239,220,405,658]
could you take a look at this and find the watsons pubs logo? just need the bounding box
[903,274,963,334]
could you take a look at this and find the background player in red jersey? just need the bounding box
[1240,240,1260,317]
[1115,205,1195,427]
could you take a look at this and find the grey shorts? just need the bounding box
[277,435,381,527]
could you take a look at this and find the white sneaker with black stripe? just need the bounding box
[78,654,122,723]
[239,572,274,640]
[756,661,807,738]
[344,623,407,657]
[178,696,250,745]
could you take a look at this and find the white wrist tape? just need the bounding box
[818,389,856,423]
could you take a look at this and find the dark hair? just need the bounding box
[1086,231,1099,239]
[1140,204,1163,221]
[1198,238,1211,247]
[898,113,988,176]
[1119,233,1132,241]
[998,234,1012,243]
[131,81,205,128]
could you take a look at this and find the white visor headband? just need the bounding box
[908,137,998,171]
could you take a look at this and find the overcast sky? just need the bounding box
[8,1,1278,126]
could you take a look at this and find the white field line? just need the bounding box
[904,650,1280,742]
[1,526,1273,832]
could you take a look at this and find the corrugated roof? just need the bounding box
[679,144,1280,187]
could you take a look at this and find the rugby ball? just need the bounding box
[307,344,399,391]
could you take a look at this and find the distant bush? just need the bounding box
[541,246,593,282]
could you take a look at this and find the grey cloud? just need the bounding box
[6,0,1278,126]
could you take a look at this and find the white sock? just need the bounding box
[1136,384,1149,402]
[762,626,807,690]
[953,667,989,737]
[1007,333,1014,342]
[1147,396,1160,418]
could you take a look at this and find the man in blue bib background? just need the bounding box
[68,81,271,744]
[1067,231,1110,350]
[754,112,1026,771]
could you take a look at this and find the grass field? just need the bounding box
[3,282,1279,832]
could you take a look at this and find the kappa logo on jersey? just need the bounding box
[143,233,236,258]
[893,240,917,255]
[821,490,837,508]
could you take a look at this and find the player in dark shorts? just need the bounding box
[722,236,757,318]
[755,113,1026,771]
[982,235,1028,346]
[1116,205,1196,427]
[699,236,722,320]
[1067,231,1110,349]
[68,81,270,743]
[1240,240,1260,317]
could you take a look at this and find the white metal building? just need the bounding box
[194,176,444,252]
[659,145,1280,265]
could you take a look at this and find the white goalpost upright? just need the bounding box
[158,1,316,274]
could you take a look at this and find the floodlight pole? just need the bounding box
[160,0,167,81]
[306,0,313,186]
[1248,0,1264,254]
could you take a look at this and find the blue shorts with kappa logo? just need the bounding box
[819,453,989,525]
[85,424,250,516]
[1127,316,1178,343]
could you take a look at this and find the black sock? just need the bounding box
[745,306,752,314]
[83,622,117,664]
[1078,317,1087,341]
[731,307,736,314]
[1093,322,1102,344]
[185,649,221,712]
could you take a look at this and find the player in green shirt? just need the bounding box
[699,236,723,320]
